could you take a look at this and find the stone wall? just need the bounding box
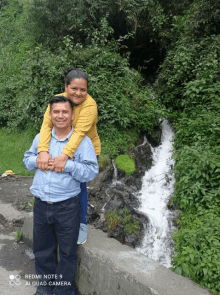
[22,215,210,295]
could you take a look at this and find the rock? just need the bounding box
[0,213,6,225]
[146,125,162,147]
[87,140,154,248]
[88,166,113,188]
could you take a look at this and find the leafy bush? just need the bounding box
[173,107,220,150]
[156,0,220,112]
[97,154,111,171]
[172,211,220,293]
[153,2,220,292]
[120,208,140,234]
[173,144,220,214]
[115,154,135,175]
[106,210,120,230]
[107,208,140,234]
[0,10,164,158]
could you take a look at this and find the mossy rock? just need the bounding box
[98,154,111,171]
[115,155,135,175]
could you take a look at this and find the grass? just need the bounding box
[15,229,23,243]
[0,128,37,176]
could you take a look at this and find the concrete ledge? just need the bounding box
[22,211,33,248]
[22,214,210,295]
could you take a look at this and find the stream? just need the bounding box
[136,119,177,268]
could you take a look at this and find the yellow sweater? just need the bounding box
[38,92,101,157]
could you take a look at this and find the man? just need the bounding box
[23,96,98,295]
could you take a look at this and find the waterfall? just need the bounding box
[100,160,120,216]
[136,119,176,268]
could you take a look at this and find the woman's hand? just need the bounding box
[53,153,69,173]
[37,152,51,170]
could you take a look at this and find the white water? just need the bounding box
[136,120,176,268]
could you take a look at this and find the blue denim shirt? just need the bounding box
[23,127,98,202]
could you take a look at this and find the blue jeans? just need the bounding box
[80,182,87,225]
[33,195,80,295]
[80,156,99,225]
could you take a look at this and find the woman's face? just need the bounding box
[65,78,88,105]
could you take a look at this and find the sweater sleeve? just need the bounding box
[62,101,97,158]
[37,105,53,153]
[23,134,40,171]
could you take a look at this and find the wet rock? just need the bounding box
[0,213,6,225]
[146,125,162,147]
[87,141,153,248]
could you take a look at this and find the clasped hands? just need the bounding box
[37,151,69,173]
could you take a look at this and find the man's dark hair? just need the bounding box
[64,67,89,88]
[49,96,74,110]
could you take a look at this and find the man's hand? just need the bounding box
[53,153,69,173]
[37,152,51,170]
[48,159,55,171]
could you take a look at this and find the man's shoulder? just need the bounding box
[35,133,40,139]
[75,135,92,152]
[81,135,92,146]
[33,133,40,143]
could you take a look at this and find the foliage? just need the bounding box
[153,1,220,292]
[156,1,220,111]
[106,210,120,230]
[21,195,35,210]
[115,154,135,175]
[107,208,140,234]
[1,0,220,291]
[0,128,36,176]
[15,229,22,243]
[0,5,163,157]
[26,0,111,48]
[173,144,220,213]
[120,208,140,234]
[171,211,220,293]
[173,107,220,150]
[97,154,111,171]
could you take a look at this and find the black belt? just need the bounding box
[36,196,80,205]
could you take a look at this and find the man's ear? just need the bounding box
[49,111,52,120]
[65,84,68,92]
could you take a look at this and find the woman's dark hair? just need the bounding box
[64,67,89,88]
[49,96,74,110]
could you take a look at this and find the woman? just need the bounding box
[37,67,101,244]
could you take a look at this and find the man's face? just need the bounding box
[49,102,74,131]
[65,78,87,105]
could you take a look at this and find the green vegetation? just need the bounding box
[1,0,220,292]
[107,208,140,234]
[115,155,135,175]
[97,154,111,171]
[106,210,120,231]
[22,196,35,210]
[120,208,140,234]
[154,1,220,293]
[0,128,36,176]
[15,229,22,243]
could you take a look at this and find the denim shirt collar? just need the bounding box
[51,126,74,142]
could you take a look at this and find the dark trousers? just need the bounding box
[80,182,87,225]
[33,195,80,295]
[80,156,99,225]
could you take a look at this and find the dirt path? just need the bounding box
[0,176,36,294]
